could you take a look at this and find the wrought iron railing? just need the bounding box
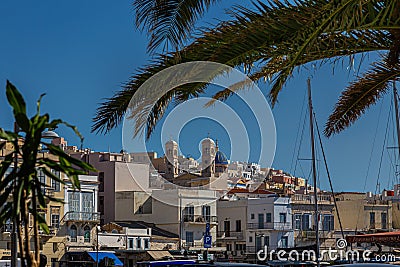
[182,215,218,223]
[64,211,100,222]
[217,231,244,239]
[247,222,291,230]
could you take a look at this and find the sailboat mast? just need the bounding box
[307,78,320,266]
[393,81,400,173]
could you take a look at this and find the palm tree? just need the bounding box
[92,0,400,138]
[0,81,96,267]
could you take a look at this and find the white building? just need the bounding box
[217,193,294,261]
[63,175,100,248]
[246,196,294,252]
[116,188,221,251]
[98,222,151,251]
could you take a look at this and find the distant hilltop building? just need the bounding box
[151,138,229,188]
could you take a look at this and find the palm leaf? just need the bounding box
[94,0,400,138]
[325,57,400,137]
[134,0,220,53]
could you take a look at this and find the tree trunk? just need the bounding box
[23,192,32,267]
[31,188,40,267]
[17,215,26,267]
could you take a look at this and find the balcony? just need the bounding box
[292,194,332,204]
[182,215,218,224]
[182,241,217,248]
[39,228,57,236]
[64,212,100,222]
[217,231,244,240]
[247,222,291,230]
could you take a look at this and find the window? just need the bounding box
[98,172,104,192]
[255,235,262,251]
[185,232,194,246]
[51,169,60,192]
[370,212,376,228]
[235,243,245,251]
[137,238,141,249]
[82,192,94,220]
[50,207,60,229]
[266,213,272,223]
[381,213,387,229]
[69,225,77,242]
[249,236,253,243]
[68,191,80,220]
[144,239,149,249]
[128,238,134,249]
[38,169,46,193]
[202,205,211,222]
[258,214,264,229]
[279,213,287,223]
[322,214,334,231]
[235,220,241,232]
[294,214,302,230]
[302,214,311,230]
[250,214,255,220]
[224,220,230,236]
[281,236,288,248]
[226,244,232,251]
[84,225,91,242]
[183,205,194,222]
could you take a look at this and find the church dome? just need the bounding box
[201,137,215,144]
[215,150,228,165]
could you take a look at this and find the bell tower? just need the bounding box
[201,138,216,177]
[165,140,179,180]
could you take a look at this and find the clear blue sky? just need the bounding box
[0,0,397,192]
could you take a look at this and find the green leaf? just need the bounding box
[36,214,50,234]
[15,113,31,133]
[0,129,17,142]
[6,80,26,116]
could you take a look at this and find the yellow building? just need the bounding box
[334,192,392,232]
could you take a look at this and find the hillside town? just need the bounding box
[1,135,399,266]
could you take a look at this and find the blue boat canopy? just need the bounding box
[87,252,123,266]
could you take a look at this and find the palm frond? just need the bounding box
[325,57,400,137]
[94,0,400,138]
[134,0,220,53]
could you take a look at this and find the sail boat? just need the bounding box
[307,78,320,267]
